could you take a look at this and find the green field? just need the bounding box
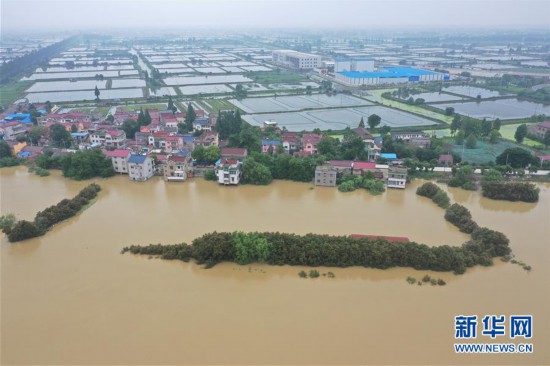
[248,70,307,85]
[197,99,241,113]
[499,123,544,147]
[0,81,34,108]
[450,139,534,164]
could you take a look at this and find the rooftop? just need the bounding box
[128,155,148,164]
[338,66,441,79]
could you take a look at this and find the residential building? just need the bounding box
[391,131,429,142]
[106,149,131,174]
[90,129,127,148]
[329,160,353,174]
[0,122,27,141]
[192,118,211,132]
[282,135,299,154]
[272,50,321,70]
[302,133,322,155]
[409,137,431,148]
[215,158,242,185]
[387,167,408,189]
[527,121,550,139]
[195,131,219,147]
[261,139,281,154]
[163,155,190,182]
[221,147,247,161]
[128,155,154,181]
[314,165,337,187]
[439,154,454,166]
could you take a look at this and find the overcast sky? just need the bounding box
[2,0,549,33]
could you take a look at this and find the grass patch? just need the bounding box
[0,81,34,107]
[248,70,307,85]
[498,123,545,147]
[449,139,536,165]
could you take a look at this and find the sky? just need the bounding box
[1,0,549,33]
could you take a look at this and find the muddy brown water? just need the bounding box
[1,167,549,365]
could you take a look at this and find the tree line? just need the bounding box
[36,149,114,180]
[1,184,101,242]
[122,225,511,275]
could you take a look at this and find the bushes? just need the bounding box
[123,229,510,275]
[5,184,101,243]
[416,182,450,209]
[481,181,539,202]
[444,204,479,234]
[204,170,216,181]
[338,174,385,195]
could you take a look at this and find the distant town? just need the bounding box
[1,31,549,190]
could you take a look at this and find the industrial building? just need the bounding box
[334,58,375,73]
[335,66,450,86]
[272,50,321,70]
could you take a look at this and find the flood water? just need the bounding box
[1,167,549,365]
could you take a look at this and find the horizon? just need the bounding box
[1,0,549,34]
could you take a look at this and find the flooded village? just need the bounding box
[1,3,550,364]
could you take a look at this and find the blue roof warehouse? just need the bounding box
[335,66,450,86]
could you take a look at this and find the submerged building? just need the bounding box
[335,66,449,86]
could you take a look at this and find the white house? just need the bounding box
[215,158,242,185]
[128,154,154,181]
[105,149,131,174]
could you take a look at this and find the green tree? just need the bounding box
[454,130,465,145]
[317,136,339,158]
[70,124,78,133]
[167,96,174,112]
[493,118,501,131]
[465,134,477,149]
[191,144,205,162]
[50,124,72,148]
[94,86,100,100]
[358,117,365,128]
[144,109,152,126]
[496,148,539,169]
[514,124,527,143]
[28,126,47,145]
[121,119,140,139]
[0,213,17,234]
[489,130,500,144]
[203,146,220,164]
[445,107,455,116]
[241,158,272,185]
[305,85,312,95]
[367,114,381,131]
[61,150,114,180]
[450,115,462,135]
[185,103,196,131]
[544,129,550,148]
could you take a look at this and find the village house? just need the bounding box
[408,136,431,148]
[221,147,248,161]
[182,134,196,150]
[282,134,299,154]
[195,130,219,147]
[90,129,127,149]
[164,135,183,152]
[387,167,408,189]
[0,122,27,141]
[391,131,429,142]
[192,118,211,132]
[527,121,550,139]
[328,160,354,174]
[301,133,322,155]
[215,158,242,185]
[18,145,44,160]
[439,154,454,166]
[163,154,191,182]
[128,154,154,181]
[261,139,281,154]
[5,140,27,156]
[314,165,337,187]
[105,149,131,174]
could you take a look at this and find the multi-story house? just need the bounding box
[90,129,126,148]
[282,135,298,154]
[0,122,27,141]
[302,133,322,155]
[387,167,408,189]
[195,131,219,147]
[105,149,131,174]
[261,139,281,154]
[314,165,337,187]
[163,155,190,182]
[215,158,242,185]
[221,147,247,161]
[391,131,429,142]
[527,121,550,139]
[128,155,154,181]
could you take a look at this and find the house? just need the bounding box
[391,131,429,142]
[314,165,337,187]
[105,149,131,174]
[215,158,242,185]
[408,137,431,148]
[18,145,44,160]
[192,118,211,132]
[282,135,299,154]
[352,161,377,176]
[90,129,127,148]
[6,140,26,156]
[0,122,27,141]
[208,113,218,126]
[328,160,353,174]
[527,121,550,139]
[261,139,281,154]
[221,147,247,161]
[439,154,454,166]
[182,134,196,150]
[302,133,322,154]
[128,155,154,181]
[163,155,190,182]
[195,131,218,147]
[165,135,183,152]
[71,132,89,143]
[387,167,408,189]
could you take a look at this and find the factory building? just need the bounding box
[272,50,321,70]
[335,66,449,86]
[334,58,375,73]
